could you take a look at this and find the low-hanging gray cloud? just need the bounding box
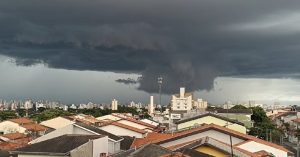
[1,0,300,94]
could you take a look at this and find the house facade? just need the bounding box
[175,113,247,134]
[29,123,123,155]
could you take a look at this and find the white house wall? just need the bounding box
[237,141,287,157]
[93,136,109,157]
[70,141,93,157]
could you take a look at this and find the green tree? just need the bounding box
[250,107,269,124]
[0,111,17,121]
[248,107,279,142]
[231,105,248,109]
[31,109,71,122]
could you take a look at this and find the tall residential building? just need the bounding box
[24,100,33,110]
[171,87,193,111]
[148,96,155,115]
[111,99,118,110]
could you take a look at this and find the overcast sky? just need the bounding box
[1,0,300,105]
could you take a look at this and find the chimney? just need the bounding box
[180,87,185,98]
[150,96,154,106]
[149,96,154,115]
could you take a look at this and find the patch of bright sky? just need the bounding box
[1,55,300,106]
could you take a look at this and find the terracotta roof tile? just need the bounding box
[8,118,33,125]
[131,132,173,148]
[132,124,290,153]
[0,138,31,151]
[0,133,26,140]
[21,124,48,131]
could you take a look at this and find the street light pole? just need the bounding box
[158,76,163,110]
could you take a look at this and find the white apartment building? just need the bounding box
[171,87,193,111]
[112,99,118,111]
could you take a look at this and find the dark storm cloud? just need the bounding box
[1,0,300,94]
[116,78,138,85]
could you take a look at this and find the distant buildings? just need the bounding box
[128,101,143,108]
[193,98,208,110]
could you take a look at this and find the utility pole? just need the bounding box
[230,135,234,157]
[266,129,269,142]
[157,76,163,112]
[269,129,272,142]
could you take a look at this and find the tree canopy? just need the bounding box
[0,111,17,121]
[231,105,248,109]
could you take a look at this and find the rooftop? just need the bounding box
[0,133,27,140]
[74,122,123,141]
[175,112,244,126]
[22,123,48,131]
[8,118,34,125]
[207,108,253,114]
[131,124,289,153]
[11,134,105,155]
[101,121,147,134]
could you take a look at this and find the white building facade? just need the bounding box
[171,87,193,111]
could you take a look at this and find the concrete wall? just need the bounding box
[108,140,121,155]
[100,125,144,138]
[237,141,287,157]
[160,130,244,148]
[177,116,247,134]
[71,141,93,157]
[93,136,108,157]
[0,121,27,134]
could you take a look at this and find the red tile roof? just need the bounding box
[0,133,27,140]
[131,132,174,148]
[22,124,48,131]
[8,118,33,125]
[131,124,290,153]
[0,137,31,150]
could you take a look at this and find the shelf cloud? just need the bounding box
[1,0,300,94]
